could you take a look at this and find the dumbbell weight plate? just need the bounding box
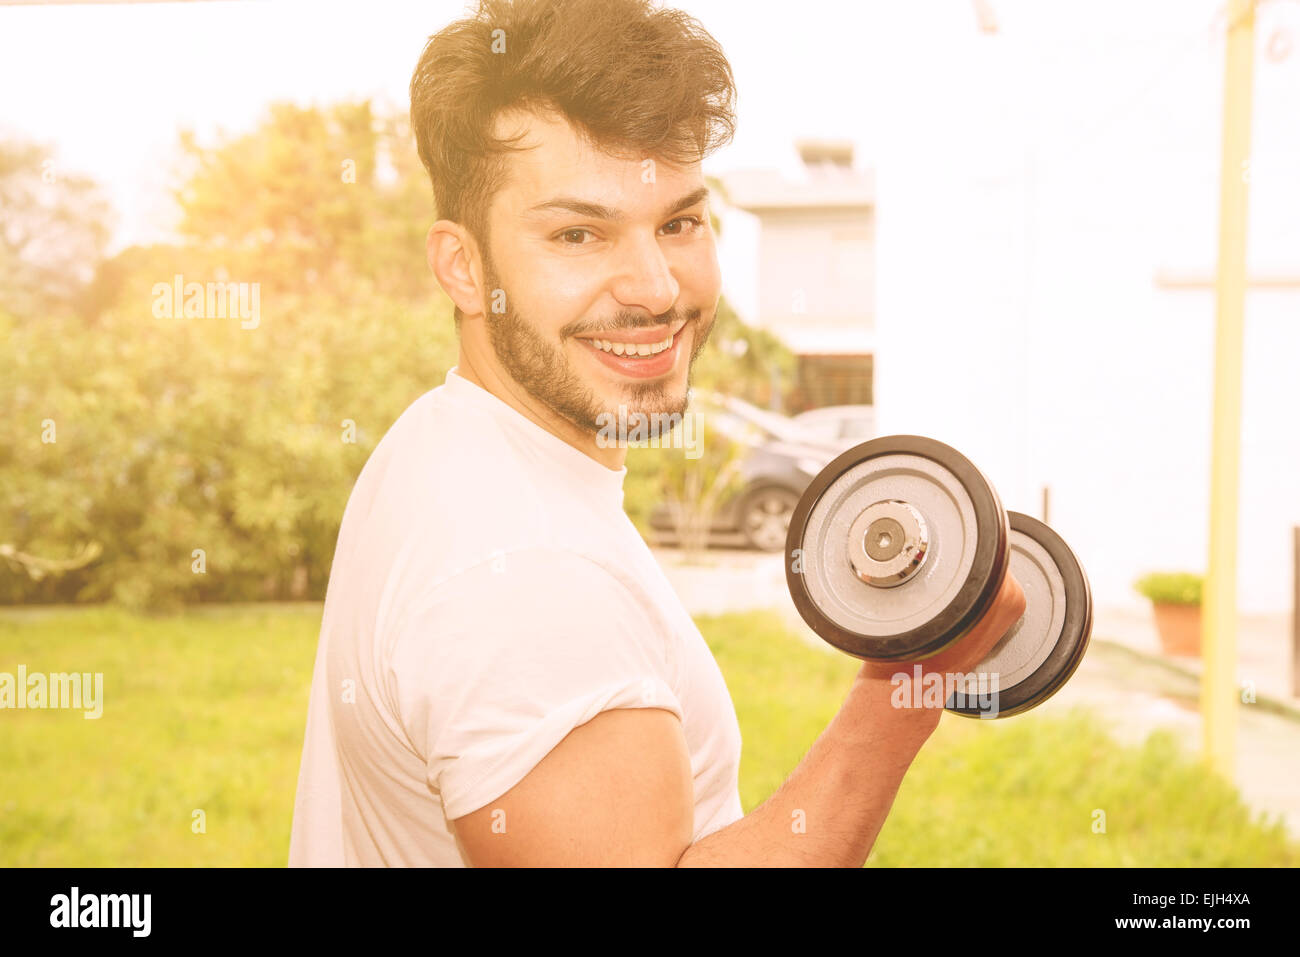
[785,435,1009,662]
[945,511,1093,719]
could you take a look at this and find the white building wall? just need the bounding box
[866,0,1300,613]
[754,209,875,335]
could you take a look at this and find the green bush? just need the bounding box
[1134,571,1203,606]
[1,102,451,610]
[1,289,458,610]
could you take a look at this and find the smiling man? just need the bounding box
[288,0,1024,868]
[441,106,715,467]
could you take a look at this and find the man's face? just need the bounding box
[473,108,720,437]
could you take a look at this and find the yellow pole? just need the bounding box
[1203,0,1255,780]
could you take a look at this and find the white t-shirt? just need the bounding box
[288,365,745,866]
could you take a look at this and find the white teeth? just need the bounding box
[589,332,675,356]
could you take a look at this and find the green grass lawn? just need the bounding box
[1,604,1296,866]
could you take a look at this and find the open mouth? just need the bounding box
[585,329,677,357]
[576,320,689,379]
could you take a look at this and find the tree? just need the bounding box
[172,101,431,302]
[0,139,112,319]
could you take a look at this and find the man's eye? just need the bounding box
[555,217,703,246]
[558,228,594,245]
[660,216,704,236]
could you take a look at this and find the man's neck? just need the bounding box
[455,346,627,472]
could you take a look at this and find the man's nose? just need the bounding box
[609,233,680,317]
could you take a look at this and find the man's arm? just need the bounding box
[451,572,1026,867]
[677,672,938,867]
[450,671,933,867]
[450,707,694,867]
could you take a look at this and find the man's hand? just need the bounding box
[449,707,695,867]
[855,569,1028,711]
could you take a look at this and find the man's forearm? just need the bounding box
[676,671,940,867]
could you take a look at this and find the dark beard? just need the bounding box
[481,258,715,438]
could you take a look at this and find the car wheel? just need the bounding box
[740,486,800,552]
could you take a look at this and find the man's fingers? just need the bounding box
[959,571,1027,671]
[923,571,1027,677]
[856,571,1027,685]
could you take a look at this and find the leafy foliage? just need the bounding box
[690,295,797,411]
[1134,571,1204,606]
[1,290,458,608]
[2,102,454,608]
[0,139,112,319]
[645,423,748,563]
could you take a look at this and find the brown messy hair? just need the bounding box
[409,0,737,328]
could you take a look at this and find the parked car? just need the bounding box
[649,392,844,551]
[789,404,876,451]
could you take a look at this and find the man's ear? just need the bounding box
[426,222,483,318]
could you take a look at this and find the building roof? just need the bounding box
[721,139,873,212]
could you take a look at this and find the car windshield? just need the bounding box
[734,402,807,442]
[699,406,765,444]
[795,408,874,439]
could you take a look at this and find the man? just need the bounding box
[288,0,1025,867]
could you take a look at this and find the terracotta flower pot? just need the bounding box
[1152,601,1202,657]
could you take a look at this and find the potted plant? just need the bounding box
[1134,571,1203,657]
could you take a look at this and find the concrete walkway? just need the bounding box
[652,546,1300,839]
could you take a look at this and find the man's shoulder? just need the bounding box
[353,385,505,497]
[338,386,552,559]
[398,544,642,629]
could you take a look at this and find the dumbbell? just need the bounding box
[784,435,1091,719]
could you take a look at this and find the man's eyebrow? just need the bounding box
[524,186,710,223]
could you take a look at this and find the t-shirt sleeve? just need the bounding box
[388,547,683,822]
